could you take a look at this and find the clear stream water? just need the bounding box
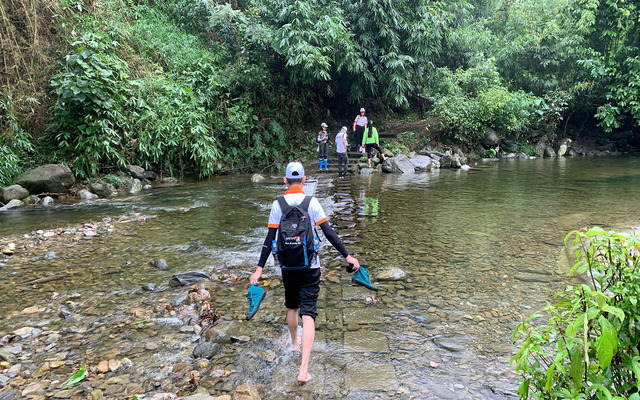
[1,156,639,399]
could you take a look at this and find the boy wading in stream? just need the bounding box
[249,161,360,383]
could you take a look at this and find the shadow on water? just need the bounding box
[1,156,640,398]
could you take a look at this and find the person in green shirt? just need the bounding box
[361,121,389,168]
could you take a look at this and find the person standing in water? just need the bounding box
[249,162,360,383]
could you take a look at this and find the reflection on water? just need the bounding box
[1,156,640,399]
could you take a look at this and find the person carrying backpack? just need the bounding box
[362,120,389,168]
[249,161,360,384]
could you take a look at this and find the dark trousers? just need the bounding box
[318,142,328,159]
[366,143,384,159]
[337,152,349,176]
[355,126,365,151]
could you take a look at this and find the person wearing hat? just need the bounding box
[362,120,389,168]
[250,161,360,383]
[335,126,349,178]
[316,123,330,171]
[352,108,368,153]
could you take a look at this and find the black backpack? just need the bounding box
[276,195,317,270]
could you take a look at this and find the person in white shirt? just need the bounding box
[335,126,349,178]
[352,107,368,153]
[250,162,360,383]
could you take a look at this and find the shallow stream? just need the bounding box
[1,156,640,399]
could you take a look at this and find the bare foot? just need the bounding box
[292,341,300,352]
[297,372,312,383]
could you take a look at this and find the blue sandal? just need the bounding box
[351,265,378,291]
[246,284,266,320]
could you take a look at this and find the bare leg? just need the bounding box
[287,308,299,351]
[297,315,315,383]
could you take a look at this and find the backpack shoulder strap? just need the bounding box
[277,196,291,215]
[300,196,313,212]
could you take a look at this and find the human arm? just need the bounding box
[318,221,360,271]
[251,227,277,284]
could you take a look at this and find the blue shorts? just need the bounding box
[282,268,321,319]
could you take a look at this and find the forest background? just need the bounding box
[1,0,638,185]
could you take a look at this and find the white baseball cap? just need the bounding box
[360,108,365,112]
[285,162,305,179]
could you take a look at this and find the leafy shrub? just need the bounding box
[49,32,132,178]
[131,74,219,178]
[0,92,34,186]
[431,63,540,148]
[511,227,640,399]
[104,174,125,187]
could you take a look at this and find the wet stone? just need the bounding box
[346,362,398,392]
[433,333,467,353]
[343,308,383,325]
[344,331,389,353]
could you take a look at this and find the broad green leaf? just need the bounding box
[596,316,617,369]
[590,384,612,400]
[67,366,87,386]
[632,359,640,390]
[567,313,585,338]
[570,345,584,390]
[602,305,625,322]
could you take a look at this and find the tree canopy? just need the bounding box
[0,0,638,182]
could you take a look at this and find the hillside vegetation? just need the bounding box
[1,0,638,184]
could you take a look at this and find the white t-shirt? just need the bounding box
[354,115,368,127]
[268,187,327,269]
[335,132,348,153]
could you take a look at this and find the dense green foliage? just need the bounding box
[0,0,638,183]
[512,227,640,399]
[1,92,35,186]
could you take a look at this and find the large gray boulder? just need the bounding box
[535,142,548,157]
[125,165,146,180]
[129,179,143,194]
[544,145,557,158]
[482,127,500,147]
[557,138,572,157]
[439,153,452,168]
[89,182,117,198]
[77,189,98,200]
[384,154,415,174]
[15,164,75,194]
[409,155,433,172]
[1,185,29,203]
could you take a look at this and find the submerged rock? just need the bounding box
[193,342,218,359]
[377,268,407,281]
[0,199,23,211]
[169,271,212,287]
[251,174,265,183]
